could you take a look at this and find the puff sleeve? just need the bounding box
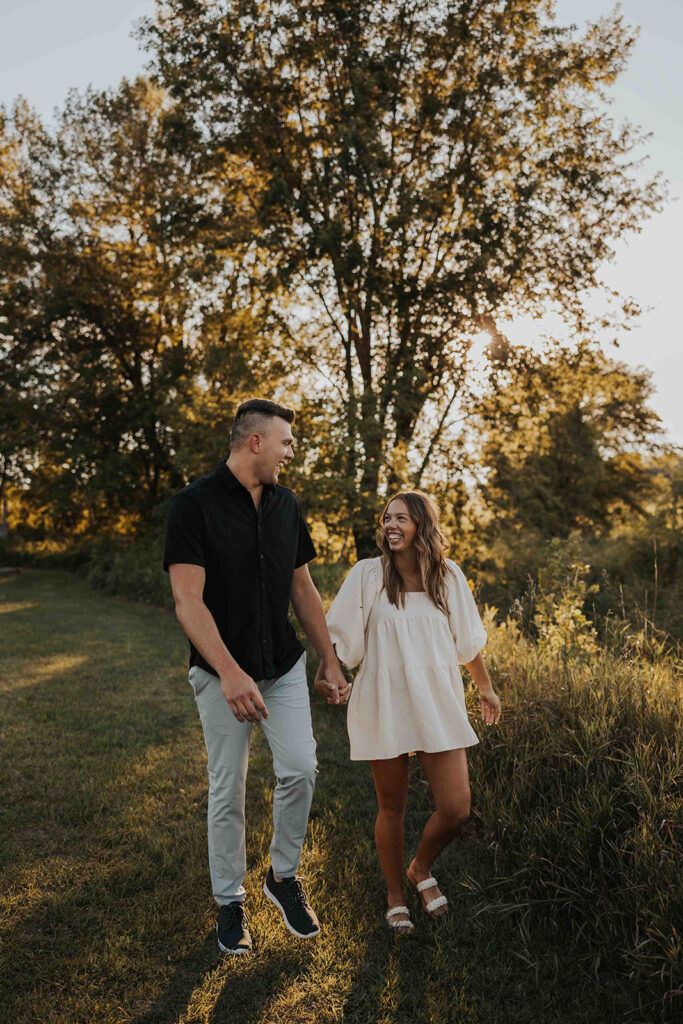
[446,560,487,665]
[325,559,379,670]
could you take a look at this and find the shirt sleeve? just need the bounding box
[294,503,317,568]
[446,561,487,664]
[163,492,206,572]
[325,560,371,670]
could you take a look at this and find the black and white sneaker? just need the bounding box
[216,901,252,954]
[263,867,320,938]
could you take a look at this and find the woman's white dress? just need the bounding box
[326,558,486,760]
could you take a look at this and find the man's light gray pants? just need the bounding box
[189,651,317,906]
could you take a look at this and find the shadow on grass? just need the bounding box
[208,946,318,1024]
[130,935,320,1024]
[130,929,217,1024]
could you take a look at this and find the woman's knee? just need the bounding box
[377,795,408,823]
[439,791,471,829]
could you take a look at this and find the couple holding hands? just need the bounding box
[164,399,501,954]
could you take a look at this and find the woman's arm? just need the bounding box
[463,652,501,726]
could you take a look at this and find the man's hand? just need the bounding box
[314,656,351,706]
[290,566,352,706]
[220,666,269,723]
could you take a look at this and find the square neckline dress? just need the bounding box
[326,558,487,761]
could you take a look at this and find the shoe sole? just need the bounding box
[216,924,251,955]
[262,881,320,939]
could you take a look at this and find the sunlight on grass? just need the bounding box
[0,652,87,691]
[0,570,680,1024]
[0,601,36,615]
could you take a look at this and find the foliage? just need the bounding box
[0,102,56,500]
[585,454,682,646]
[470,339,665,539]
[84,531,173,608]
[465,448,682,645]
[532,536,600,659]
[1,82,284,533]
[141,0,664,553]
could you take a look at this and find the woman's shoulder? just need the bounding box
[349,556,382,572]
[333,558,381,609]
[340,557,381,584]
[354,557,382,584]
[444,559,468,584]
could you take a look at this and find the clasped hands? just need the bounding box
[314,655,351,706]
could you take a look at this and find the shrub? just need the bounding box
[84,534,173,608]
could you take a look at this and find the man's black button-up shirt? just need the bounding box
[163,461,316,680]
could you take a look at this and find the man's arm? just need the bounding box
[168,563,268,723]
[290,564,350,705]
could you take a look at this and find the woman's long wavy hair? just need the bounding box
[376,490,453,613]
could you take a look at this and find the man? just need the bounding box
[164,398,348,954]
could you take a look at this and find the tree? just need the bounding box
[0,101,56,505]
[142,0,664,553]
[3,80,283,533]
[470,339,664,538]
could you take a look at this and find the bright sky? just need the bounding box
[1,0,681,444]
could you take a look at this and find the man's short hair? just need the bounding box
[230,398,296,449]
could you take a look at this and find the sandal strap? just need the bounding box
[424,894,448,913]
[385,905,410,919]
[416,876,439,893]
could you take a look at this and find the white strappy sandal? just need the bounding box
[415,877,448,917]
[385,905,414,933]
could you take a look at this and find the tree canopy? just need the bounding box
[471,339,664,539]
[0,1,669,557]
[1,81,285,530]
[141,0,663,552]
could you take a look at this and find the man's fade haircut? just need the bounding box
[229,398,296,450]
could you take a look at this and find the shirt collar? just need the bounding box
[217,460,275,495]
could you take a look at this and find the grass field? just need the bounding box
[0,570,680,1024]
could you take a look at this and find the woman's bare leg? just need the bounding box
[407,748,471,914]
[370,755,410,920]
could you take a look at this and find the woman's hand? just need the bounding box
[478,686,501,726]
[463,653,501,726]
[314,657,351,705]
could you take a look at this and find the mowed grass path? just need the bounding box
[0,570,659,1023]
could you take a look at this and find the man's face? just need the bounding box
[257,417,296,485]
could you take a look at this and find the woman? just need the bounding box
[315,490,501,933]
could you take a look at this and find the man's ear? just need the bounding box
[249,433,262,454]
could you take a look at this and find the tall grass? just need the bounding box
[464,610,681,1020]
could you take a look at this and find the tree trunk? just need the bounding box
[352,388,384,557]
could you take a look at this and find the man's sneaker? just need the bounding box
[263,866,320,938]
[216,901,252,954]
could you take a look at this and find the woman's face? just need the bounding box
[383,498,417,554]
